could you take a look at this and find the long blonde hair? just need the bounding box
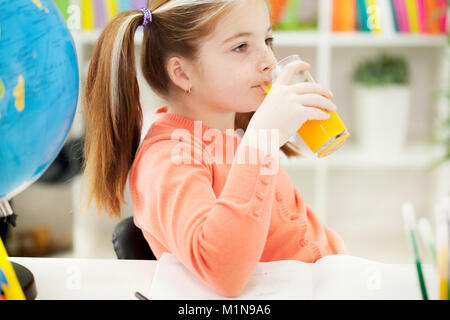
[82,0,301,218]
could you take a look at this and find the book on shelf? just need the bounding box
[93,1,106,29]
[53,0,70,21]
[105,0,119,21]
[356,0,371,31]
[332,0,448,34]
[426,0,448,34]
[367,0,383,32]
[54,0,147,30]
[405,0,420,33]
[393,0,410,32]
[332,0,357,32]
[379,0,396,34]
[417,0,428,33]
[81,0,94,31]
[270,0,318,31]
[55,0,447,35]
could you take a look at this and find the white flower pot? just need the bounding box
[353,84,410,155]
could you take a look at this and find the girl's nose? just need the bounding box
[261,50,277,74]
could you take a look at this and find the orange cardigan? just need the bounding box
[130,106,348,297]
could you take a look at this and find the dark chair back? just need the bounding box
[112,216,156,260]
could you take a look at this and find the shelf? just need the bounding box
[272,31,320,47]
[329,32,448,47]
[280,144,446,170]
[71,29,447,48]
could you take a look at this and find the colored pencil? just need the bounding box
[435,200,449,300]
[418,217,437,266]
[402,203,428,300]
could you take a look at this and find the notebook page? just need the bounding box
[148,253,315,300]
[312,254,438,300]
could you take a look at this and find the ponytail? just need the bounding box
[82,11,143,218]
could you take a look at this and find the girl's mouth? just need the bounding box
[252,85,266,94]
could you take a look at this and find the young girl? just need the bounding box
[82,0,348,298]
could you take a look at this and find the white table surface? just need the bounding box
[8,257,440,300]
[8,257,157,300]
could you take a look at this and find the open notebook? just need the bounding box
[148,253,438,300]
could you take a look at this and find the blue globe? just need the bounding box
[0,0,79,199]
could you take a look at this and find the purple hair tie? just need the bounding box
[140,7,153,27]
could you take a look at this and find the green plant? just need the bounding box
[353,54,410,86]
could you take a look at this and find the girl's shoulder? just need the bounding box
[134,124,214,173]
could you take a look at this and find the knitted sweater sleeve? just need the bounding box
[131,139,279,297]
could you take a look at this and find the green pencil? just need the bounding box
[402,203,429,300]
[418,217,437,266]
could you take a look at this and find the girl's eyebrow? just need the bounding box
[222,26,273,44]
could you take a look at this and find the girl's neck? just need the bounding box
[166,99,236,134]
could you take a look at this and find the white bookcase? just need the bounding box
[67,0,449,262]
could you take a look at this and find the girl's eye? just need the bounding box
[233,37,274,53]
[233,43,247,52]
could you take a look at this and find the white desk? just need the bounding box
[8,257,440,300]
[8,257,157,300]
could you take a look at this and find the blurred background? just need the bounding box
[2,0,449,265]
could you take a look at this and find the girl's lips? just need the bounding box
[252,85,266,94]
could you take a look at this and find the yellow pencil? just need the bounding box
[0,237,25,300]
[438,250,448,300]
[435,200,449,300]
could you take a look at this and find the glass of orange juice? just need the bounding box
[264,55,350,158]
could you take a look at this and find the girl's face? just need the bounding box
[190,0,277,114]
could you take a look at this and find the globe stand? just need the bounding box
[11,262,37,300]
[1,200,37,300]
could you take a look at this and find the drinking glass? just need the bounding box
[264,55,350,158]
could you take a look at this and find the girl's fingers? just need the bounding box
[295,94,337,113]
[297,106,331,121]
[290,82,333,99]
[276,61,310,86]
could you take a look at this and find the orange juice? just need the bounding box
[297,110,349,158]
[264,57,350,158]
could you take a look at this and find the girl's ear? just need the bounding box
[166,56,192,93]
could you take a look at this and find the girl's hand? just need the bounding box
[244,61,337,148]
